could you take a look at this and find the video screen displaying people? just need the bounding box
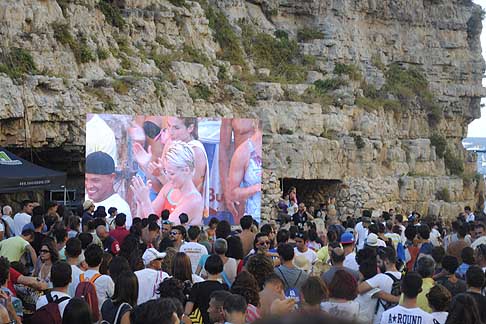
[85,114,262,225]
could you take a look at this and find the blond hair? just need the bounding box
[165,141,195,171]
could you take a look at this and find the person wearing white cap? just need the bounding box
[366,233,387,248]
[134,248,169,305]
[82,200,95,233]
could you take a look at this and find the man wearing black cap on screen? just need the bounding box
[85,151,132,227]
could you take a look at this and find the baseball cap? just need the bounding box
[86,151,115,175]
[365,233,379,247]
[142,248,166,266]
[83,200,94,210]
[408,215,416,222]
[340,232,355,245]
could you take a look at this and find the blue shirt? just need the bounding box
[455,263,471,280]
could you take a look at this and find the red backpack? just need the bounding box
[75,273,102,321]
[31,292,70,324]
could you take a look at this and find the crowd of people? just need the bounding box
[0,196,485,324]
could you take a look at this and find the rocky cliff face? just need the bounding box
[0,0,484,219]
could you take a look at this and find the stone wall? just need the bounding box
[0,0,484,219]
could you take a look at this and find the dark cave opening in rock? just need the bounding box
[280,178,343,210]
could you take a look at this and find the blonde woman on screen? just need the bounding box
[131,141,203,225]
[136,117,210,217]
[227,121,263,224]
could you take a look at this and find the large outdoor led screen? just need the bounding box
[85,114,262,226]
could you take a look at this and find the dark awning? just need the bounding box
[0,148,66,193]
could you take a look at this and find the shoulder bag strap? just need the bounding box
[55,296,70,304]
[277,267,291,288]
[90,273,103,284]
[384,272,399,282]
[46,291,53,303]
[113,302,132,324]
[294,270,303,287]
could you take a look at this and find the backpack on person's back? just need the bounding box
[277,267,303,303]
[376,272,402,312]
[31,292,69,324]
[75,273,102,321]
[100,299,132,324]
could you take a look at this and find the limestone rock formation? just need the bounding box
[0,0,485,220]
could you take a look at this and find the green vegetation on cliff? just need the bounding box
[0,48,37,80]
[383,63,441,126]
[201,2,245,65]
[97,1,125,29]
[297,28,324,42]
[52,22,95,64]
[241,24,306,83]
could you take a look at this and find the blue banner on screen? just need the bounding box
[85,114,262,226]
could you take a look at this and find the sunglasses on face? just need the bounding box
[170,231,180,236]
[143,121,162,139]
[40,250,50,254]
[257,241,271,246]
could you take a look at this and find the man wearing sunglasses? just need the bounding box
[169,225,186,251]
[255,234,271,254]
[243,233,272,265]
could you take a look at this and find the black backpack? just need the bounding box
[376,272,401,312]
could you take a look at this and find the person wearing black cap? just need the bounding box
[85,151,132,228]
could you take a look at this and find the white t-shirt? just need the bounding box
[2,215,15,237]
[92,194,132,228]
[68,264,84,297]
[466,212,475,222]
[472,235,486,249]
[399,224,406,243]
[344,252,359,271]
[13,212,31,236]
[431,311,448,324]
[430,228,441,247]
[80,269,114,311]
[223,257,237,284]
[355,222,369,250]
[86,114,118,167]
[179,242,208,273]
[366,271,403,324]
[377,239,387,247]
[356,292,377,324]
[380,305,434,324]
[294,247,317,266]
[135,268,169,305]
[320,300,359,321]
[36,291,71,317]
